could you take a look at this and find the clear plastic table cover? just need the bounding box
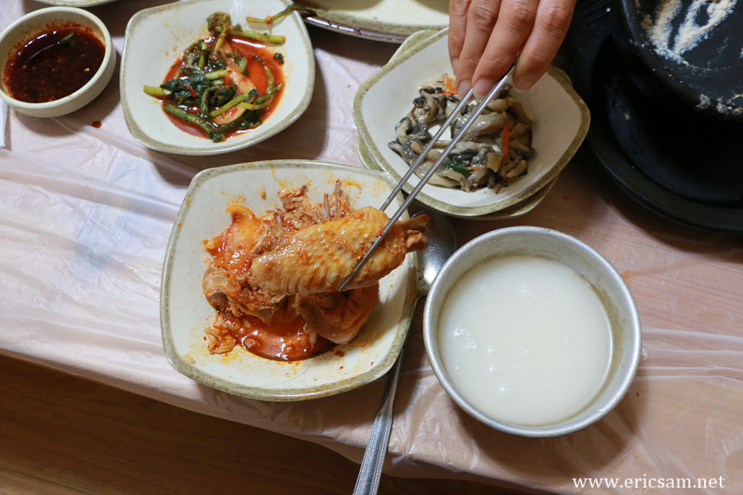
[1,2,742,494]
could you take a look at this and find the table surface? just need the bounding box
[2,1,742,494]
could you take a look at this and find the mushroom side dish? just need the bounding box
[202,182,429,361]
[389,75,536,192]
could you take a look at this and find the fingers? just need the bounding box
[448,0,575,96]
[448,0,472,74]
[451,0,503,95]
[470,0,537,96]
[512,0,574,90]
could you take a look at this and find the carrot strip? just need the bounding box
[443,75,457,96]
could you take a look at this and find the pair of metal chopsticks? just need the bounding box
[338,62,517,292]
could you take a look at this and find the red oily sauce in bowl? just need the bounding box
[4,25,105,103]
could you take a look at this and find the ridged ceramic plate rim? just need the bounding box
[160,160,418,401]
[353,28,591,218]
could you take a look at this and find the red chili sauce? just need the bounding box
[215,309,335,362]
[4,26,105,103]
[163,36,285,140]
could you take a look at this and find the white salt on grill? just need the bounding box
[641,0,738,64]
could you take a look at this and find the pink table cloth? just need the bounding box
[1,2,741,493]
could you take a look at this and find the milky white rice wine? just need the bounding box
[438,255,612,426]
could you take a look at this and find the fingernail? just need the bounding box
[513,72,539,91]
[457,79,471,96]
[451,58,459,74]
[473,78,494,98]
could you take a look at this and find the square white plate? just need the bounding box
[353,29,590,218]
[161,161,418,401]
[121,0,315,156]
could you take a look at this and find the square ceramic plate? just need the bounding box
[356,30,558,221]
[353,29,590,218]
[161,161,418,401]
[121,0,315,156]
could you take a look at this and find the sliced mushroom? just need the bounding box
[411,89,439,123]
[400,139,423,165]
[487,98,511,112]
[409,122,432,142]
[388,140,404,157]
[475,146,503,174]
[389,140,423,167]
[505,97,532,123]
[414,161,458,187]
[450,140,487,154]
[505,158,528,178]
[444,98,460,118]
[510,121,530,138]
[395,116,413,144]
[469,167,489,186]
[453,112,509,141]
[487,169,498,189]
[461,177,472,193]
[510,140,536,159]
[438,168,466,182]
[449,147,478,162]
[425,149,442,162]
[485,150,503,173]
[409,140,426,155]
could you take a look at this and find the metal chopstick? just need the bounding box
[378,86,475,211]
[338,62,517,292]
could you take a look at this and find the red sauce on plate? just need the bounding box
[217,310,335,362]
[162,36,285,140]
[4,26,105,103]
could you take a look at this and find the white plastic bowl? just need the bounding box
[0,7,116,118]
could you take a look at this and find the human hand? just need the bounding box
[448,0,575,96]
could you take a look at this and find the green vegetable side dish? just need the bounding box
[143,12,290,143]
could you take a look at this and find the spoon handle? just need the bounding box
[352,349,404,495]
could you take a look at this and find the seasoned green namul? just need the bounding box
[142,11,286,143]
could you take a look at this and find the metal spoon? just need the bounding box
[352,203,456,495]
[23,33,76,66]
